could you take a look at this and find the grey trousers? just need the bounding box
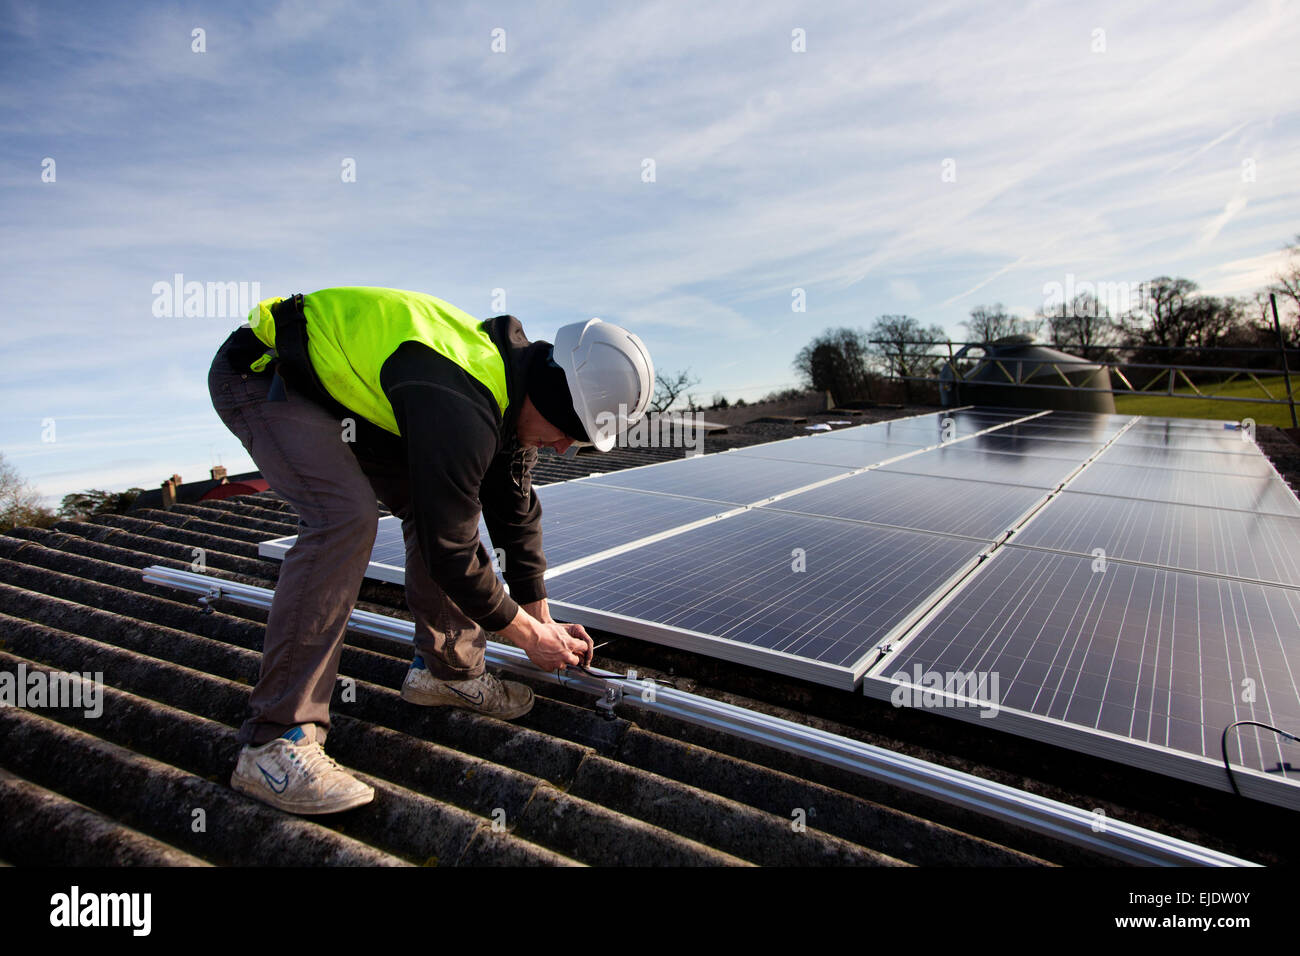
[208,337,488,746]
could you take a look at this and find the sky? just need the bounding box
[1,0,1297,507]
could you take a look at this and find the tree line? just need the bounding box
[0,460,143,533]
[794,237,1300,403]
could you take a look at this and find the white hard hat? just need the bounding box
[552,318,654,452]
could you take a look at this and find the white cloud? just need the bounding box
[4,0,1300,495]
[1197,196,1250,249]
[1200,247,1293,298]
[888,279,921,302]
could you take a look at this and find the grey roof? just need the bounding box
[1,410,1296,866]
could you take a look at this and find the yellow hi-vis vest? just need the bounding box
[246,287,510,436]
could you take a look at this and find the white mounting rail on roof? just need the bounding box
[141,564,1256,867]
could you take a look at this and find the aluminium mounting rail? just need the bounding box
[140,564,1255,867]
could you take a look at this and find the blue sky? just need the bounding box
[2,0,1297,505]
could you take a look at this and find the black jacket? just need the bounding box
[227,314,547,633]
[379,316,548,633]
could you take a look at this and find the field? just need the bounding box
[1114,374,1299,427]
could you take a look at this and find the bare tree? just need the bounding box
[793,327,874,403]
[1184,297,1243,349]
[59,487,144,519]
[962,303,1041,344]
[1041,292,1121,356]
[1269,235,1300,318]
[649,369,701,413]
[1266,236,1300,347]
[867,315,947,401]
[1123,276,1200,348]
[1249,290,1274,329]
[0,452,56,531]
[1121,276,1246,352]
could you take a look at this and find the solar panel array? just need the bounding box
[545,406,1087,686]
[258,405,1300,806]
[871,548,1300,797]
[862,414,1300,806]
[547,508,989,686]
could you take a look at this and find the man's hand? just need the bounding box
[558,620,594,666]
[503,606,593,669]
[522,599,593,665]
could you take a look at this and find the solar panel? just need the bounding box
[587,452,858,505]
[546,508,990,687]
[1067,462,1300,516]
[953,407,1037,420]
[822,421,939,444]
[369,515,418,569]
[1117,427,1257,455]
[1040,408,1128,420]
[259,483,748,580]
[821,409,1038,446]
[1096,443,1279,477]
[878,444,1088,489]
[1039,410,1133,429]
[1010,491,1300,588]
[727,435,922,469]
[963,405,1050,416]
[533,482,736,568]
[959,432,1104,459]
[1129,415,1244,432]
[258,514,433,585]
[949,413,1037,430]
[863,547,1300,807]
[760,470,1049,540]
[1121,425,1255,445]
[985,422,1111,445]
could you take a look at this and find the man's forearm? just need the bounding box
[499,603,593,670]
[500,605,542,650]
[521,598,551,623]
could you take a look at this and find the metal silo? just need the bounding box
[939,336,1115,413]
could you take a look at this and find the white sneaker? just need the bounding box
[401,655,534,720]
[230,725,374,815]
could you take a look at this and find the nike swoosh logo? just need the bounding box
[258,763,289,793]
[447,685,485,705]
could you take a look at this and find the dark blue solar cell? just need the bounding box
[878,444,1086,489]
[546,508,988,686]
[586,452,857,505]
[1068,462,1300,516]
[761,470,1048,540]
[532,482,736,566]
[873,547,1300,784]
[728,435,921,468]
[1012,491,1300,586]
[1118,426,1258,455]
[960,432,1101,458]
[1097,443,1278,476]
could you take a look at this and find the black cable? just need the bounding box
[568,662,670,683]
[565,640,675,686]
[1220,720,1300,796]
